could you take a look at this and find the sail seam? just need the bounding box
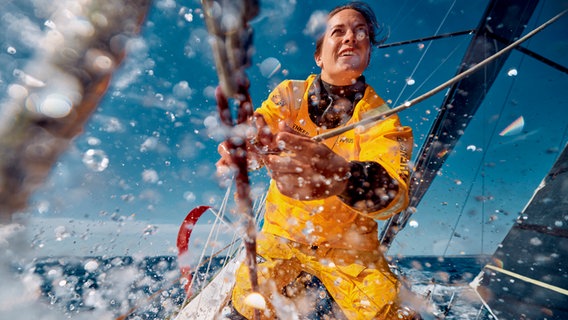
[484,264,568,296]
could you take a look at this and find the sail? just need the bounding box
[474,143,568,319]
[380,0,540,248]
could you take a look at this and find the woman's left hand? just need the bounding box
[265,127,350,200]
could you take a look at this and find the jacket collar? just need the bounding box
[307,74,366,129]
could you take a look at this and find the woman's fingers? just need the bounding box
[216,142,233,177]
[264,140,349,200]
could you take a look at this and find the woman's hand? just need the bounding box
[215,114,275,179]
[216,116,350,201]
[265,125,350,200]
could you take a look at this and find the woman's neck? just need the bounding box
[321,76,366,99]
[306,74,366,129]
[320,71,364,86]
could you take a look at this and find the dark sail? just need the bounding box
[474,144,568,319]
[380,0,540,247]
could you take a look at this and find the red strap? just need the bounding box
[176,205,211,296]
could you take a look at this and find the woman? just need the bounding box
[217,2,415,319]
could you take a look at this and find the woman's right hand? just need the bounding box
[215,113,275,179]
[216,141,234,179]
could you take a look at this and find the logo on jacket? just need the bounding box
[292,123,310,136]
[338,136,354,144]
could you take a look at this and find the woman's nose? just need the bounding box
[343,29,356,43]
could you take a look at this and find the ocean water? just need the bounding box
[13,255,490,320]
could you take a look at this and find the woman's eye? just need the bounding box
[331,28,344,36]
[356,29,368,41]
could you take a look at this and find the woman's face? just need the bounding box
[315,9,371,86]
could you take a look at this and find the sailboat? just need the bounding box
[173,0,568,319]
[0,0,566,319]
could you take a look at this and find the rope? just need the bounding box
[201,1,262,318]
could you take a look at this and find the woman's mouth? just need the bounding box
[339,49,356,57]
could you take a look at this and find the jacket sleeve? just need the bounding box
[254,80,296,132]
[341,113,413,220]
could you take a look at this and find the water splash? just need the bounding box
[82,149,109,172]
[259,57,281,78]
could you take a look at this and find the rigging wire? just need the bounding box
[388,0,421,36]
[440,0,554,257]
[392,0,457,107]
[378,29,475,49]
[313,7,567,142]
[439,75,517,257]
[186,185,232,294]
[405,36,469,103]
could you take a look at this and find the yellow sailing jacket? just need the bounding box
[255,75,413,251]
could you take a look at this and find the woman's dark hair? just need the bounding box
[314,1,386,57]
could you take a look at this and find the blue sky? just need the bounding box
[1,0,567,257]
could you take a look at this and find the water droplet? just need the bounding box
[244,292,266,310]
[143,224,158,236]
[408,220,419,228]
[142,169,159,183]
[92,53,113,72]
[7,46,16,54]
[54,226,70,241]
[259,57,281,78]
[529,237,542,246]
[203,115,219,128]
[184,191,196,202]
[82,149,109,172]
[334,277,342,286]
[302,221,315,236]
[84,260,99,272]
[87,137,101,146]
[466,145,477,151]
[406,78,415,86]
[173,80,192,98]
[7,84,28,99]
[507,68,518,77]
[39,94,72,118]
[140,137,158,152]
[44,19,56,29]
